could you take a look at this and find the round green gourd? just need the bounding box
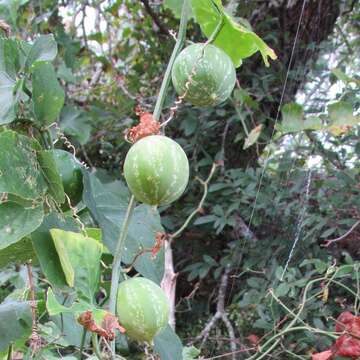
[52,149,83,209]
[116,277,170,343]
[171,43,236,106]
[123,135,189,206]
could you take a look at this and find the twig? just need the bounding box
[194,266,237,360]
[0,19,10,36]
[335,24,353,55]
[139,0,171,36]
[81,3,88,49]
[220,118,232,174]
[305,131,345,170]
[322,220,360,248]
[169,163,218,240]
[201,347,256,360]
[26,262,41,356]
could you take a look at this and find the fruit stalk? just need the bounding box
[152,0,190,121]
[108,194,136,355]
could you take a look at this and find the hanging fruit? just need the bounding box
[123,135,189,206]
[116,277,170,343]
[171,43,236,106]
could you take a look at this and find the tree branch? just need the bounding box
[322,220,360,248]
[305,131,345,170]
[169,163,218,240]
[194,266,237,360]
[139,0,171,36]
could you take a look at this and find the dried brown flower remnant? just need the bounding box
[126,106,161,143]
[78,310,125,341]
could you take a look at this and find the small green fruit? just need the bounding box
[171,43,236,106]
[116,277,170,343]
[123,135,189,206]
[52,149,83,209]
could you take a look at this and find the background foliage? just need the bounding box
[0,0,359,359]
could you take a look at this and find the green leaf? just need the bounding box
[31,213,79,288]
[191,0,277,67]
[0,200,44,250]
[0,71,16,124]
[154,325,183,360]
[50,229,103,301]
[328,101,356,125]
[183,346,201,360]
[25,34,57,69]
[0,301,32,351]
[331,68,360,86]
[0,237,37,268]
[279,103,304,133]
[32,61,65,126]
[46,289,92,347]
[163,0,193,18]
[83,173,165,284]
[46,288,89,316]
[278,103,324,133]
[0,38,20,79]
[303,116,323,131]
[57,62,76,83]
[243,124,262,149]
[0,130,47,199]
[60,106,92,145]
[326,101,359,135]
[275,282,290,297]
[37,150,66,204]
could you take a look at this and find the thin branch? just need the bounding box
[305,131,345,170]
[194,266,237,360]
[139,0,171,36]
[220,119,232,174]
[335,24,353,55]
[169,163,218,240]
[322,220,360,248]
[26,262,41,355]
[81,3,88,49]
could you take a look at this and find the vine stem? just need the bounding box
[170,162,218,239]
[108,195,136,356]
[152,0,190,121]
[92,333,102,360]
[7,344,12,360]
[79,328,87,359]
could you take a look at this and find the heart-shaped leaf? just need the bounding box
[191,0,277,67]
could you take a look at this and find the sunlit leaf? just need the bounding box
[50,229,103,300]
[191,0,277,67]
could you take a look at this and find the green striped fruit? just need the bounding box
[116,277,170,343]
[123,135,189,206]
[52,149,83,209]
[171,43,236,106]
